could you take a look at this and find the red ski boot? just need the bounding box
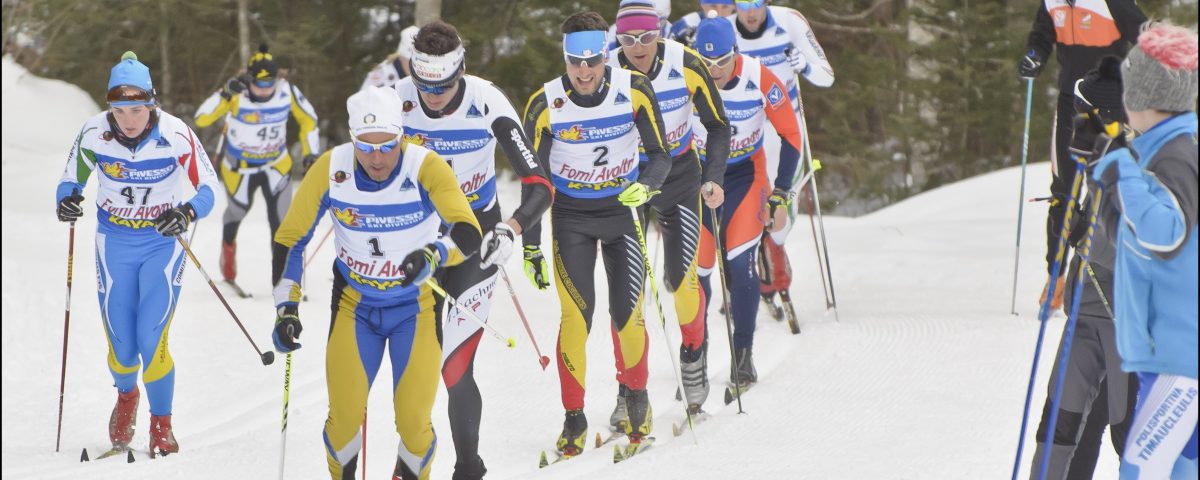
[149,415,179,457]
[108,388,139,448]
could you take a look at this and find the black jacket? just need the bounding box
[1025,0,1146,92]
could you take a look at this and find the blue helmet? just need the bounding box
[694,17,736,58]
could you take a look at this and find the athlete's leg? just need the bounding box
[1045,92,1075,276]
[721,164,768,350]
[135,237,186,416]
[218,163,257,281]
[599,213,648,392]
[389,287,441,480]
[1030,316,1108,479]
[551,207,599,411]
[1120,373,1199,479]
[264,161,294,284]
[652,189,705,352]
[323,274,384,480]
[96,232,141,393]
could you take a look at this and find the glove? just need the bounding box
[220,75,248,100]
[1069,113,1104,160]
[786,47,809,75]
[480,222,516,269]
[399,244,439,287]
[617,182,654,207]
[523,245,550,290]
[301,153,318,174]
[1018,49,1044,79]
[676,26,697,47]
[153,204,196,237]
[57,189,84,222]
[272,305,303,353]
[766,188,790,229]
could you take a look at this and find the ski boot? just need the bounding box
[679,342,710,411]
[148,415,178,457]
[557,409,588,457]
[108,387,139,448]
[451,455,487,480]
[609,384,629,432]
[732,346,757,387]
[623,388,653,441]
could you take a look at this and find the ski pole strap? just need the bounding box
[425,278,516,348]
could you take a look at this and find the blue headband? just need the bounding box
[563,31,609,58]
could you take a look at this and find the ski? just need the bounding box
[81,446,135,463]
[762,293,784,321]
[537,448,580,468]
[779,291,801,335]
[671,410,711,437]
[222,280,251,298]
[723,383,756,405]
[594,429,625,449]
[612,436,656,463]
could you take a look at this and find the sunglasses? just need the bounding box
[700,51,736,70]
[617,30,660,48]
[351,132,402,154]
[566,53,605,68]
[735,0,766,10]
[106,85,154,105]
[252,78,276,88]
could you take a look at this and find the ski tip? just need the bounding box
[127,450,136,463]
[594,432,602,449]
[671,423,682,437]
[80,448,89,462]
[538,451,548,468]
[612,444,623,463]
[723,388,734,405]
[674,387,682,401]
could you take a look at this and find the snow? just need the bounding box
[1,55,1119,479]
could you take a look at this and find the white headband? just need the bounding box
[410,45,466,87]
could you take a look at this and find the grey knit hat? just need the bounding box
[1121,23,1198,113]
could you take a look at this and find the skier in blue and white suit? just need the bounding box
[54,51,221,456]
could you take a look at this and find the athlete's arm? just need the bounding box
[1025,2,1056,62]
[629,71,671,190]
[288,83,321,157]
[682,47,731,185]
[194,90,233,128]
[172,122,220,220]
[417,149,482,267]
[272,151,332,306]
[760,66,803,192]
[56,121,101,203]
[781,8,834,88]
[521,87,553,248]
[487,84,553,234]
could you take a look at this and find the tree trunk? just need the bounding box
[237,0,250,68]
[159,0,171,100]
[415,0,441,26]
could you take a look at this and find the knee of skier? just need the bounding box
[1036,405,1084,446]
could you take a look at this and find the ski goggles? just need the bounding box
[734,0,766,10]
[563,31,608,67]
[106,85,155,106]
[699,51,736,70]
[350,131,402,154]
[616,30,660,48]
[410,45,466,94]
[252,77,277,88]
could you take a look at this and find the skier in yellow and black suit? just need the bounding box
[269,86,480,480]
[194,44,321,293]
[523,11,672,458]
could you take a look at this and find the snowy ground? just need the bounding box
[2,56,1118,479]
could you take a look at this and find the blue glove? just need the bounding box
[272,305,302,353]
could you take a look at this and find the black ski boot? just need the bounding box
[557,409,588,456]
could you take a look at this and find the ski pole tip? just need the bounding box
[261,351,275,365]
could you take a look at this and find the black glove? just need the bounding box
[153,204,196,237]
[272,305,303,353]
[1066,197,1090,248]
[220,75,249,100]
[57,189,84,222]
[1069,113,1104,158]
[399,244,438,287]
[301,153,318,174]
[1018,49,1045,79]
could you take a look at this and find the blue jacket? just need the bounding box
[1094,113,1199,379]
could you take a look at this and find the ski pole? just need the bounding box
[1011,153,1087,480]
[277,352,292,480]
[175,235,275,366]
[55,221,76,453]
[793,82,839,320]
[1010,78,1035,315]
[426,278,516,349]
[498,267,551,370]
[304,225,334,269]
[629,205,699,441]
[1037,179,1104,480]
[708,206,745,414]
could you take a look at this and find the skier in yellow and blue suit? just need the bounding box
[269,86,481,480]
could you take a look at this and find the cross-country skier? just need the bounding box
[608,0,731,418]
[55,51,221,457]
[394,20,552,480]
[691,15,802,390]
[362,25,420,90]
[522,10,672,458]
[194,43,321,295]
[269,86,481,480]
